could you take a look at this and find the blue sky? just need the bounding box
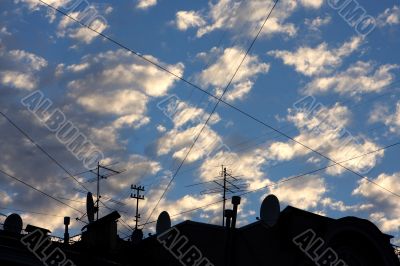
[0,0,400,242]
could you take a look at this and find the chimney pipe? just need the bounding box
[224,210,233,229]
[64,217,70,245]
[231,196,241,229]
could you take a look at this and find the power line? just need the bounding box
[33,0,400,228]
[1,109,133,231]
[145,81,400,180]
[143,0,280,227]
[140,141,400,226]
[0,111,90,192]
[35,0,400,217]
[0,207,66,218]
[35,0,400,190]
[0,168,84,214]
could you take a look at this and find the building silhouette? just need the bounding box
[0,195,399,266]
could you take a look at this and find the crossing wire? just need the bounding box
[139,141,400,226]
[34,0,400,222]
[143,0,280,227]
[0,168,84,214]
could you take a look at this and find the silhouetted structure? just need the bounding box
[0,195,399,266]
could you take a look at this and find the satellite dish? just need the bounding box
[156,211,171,235]
[4,213,23,234]
[86,192,96,223]
[260,194,280,227]
[131,229,143,244]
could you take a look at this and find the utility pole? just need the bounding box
[131,185,145,230]
[222,165,227,227]
[96,161,100,221]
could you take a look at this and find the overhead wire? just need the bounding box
[142,0,280,227]
[163,80,400,178]
[35,0,400,225]
[0,111,90,192]
[0,168,84,214]
[33,0,400,227]
[0,110,138,234]
[0,207,67,218]
[140,141,400,226]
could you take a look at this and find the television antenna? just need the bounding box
[93,162,125,220]
[186,165,248,226]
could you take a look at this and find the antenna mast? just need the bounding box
[131,185,145,229]
[93,162,124,220]
[186,165,248,226]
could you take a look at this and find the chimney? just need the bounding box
[64,217,70,245]
[231,196,241,229]
[224,209,233,229]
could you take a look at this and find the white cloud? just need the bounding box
[353,172,400,232]
[0,190,13,205]
[175,11,206,31]
[156,125,166,133]
[193,0,299,38]
[0,26,11,36]
[57,10,108,44]
[8,50,48,71]
[266,103,384,175]
[377,5,400,27]
[270,175,327,209]
[305,15,332,31]
[63,49,183,134]
[177,0,324,38]
[15,0,69,10]
[268,36,362,76]
[171,101,220,129]
[0,71,37,90]
[0,48,47,90]
[370,101,400,134]
[157,124,223,163]
[300,0,323,9]
[304,61,399,96]
[18,0,110,44]
[136,0,157,10]
[198,46,270,102]
[198,149,272,197]
[321,197,373,212]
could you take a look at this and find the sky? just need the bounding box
[0,0,400,243]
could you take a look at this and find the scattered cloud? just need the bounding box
[321,197,373,212]
[300,0,324,9]
[136,0,157,10]
[180,0,302,38]
[0,47,48,90]
[268,36,362,76]
[305,15,332,31]
[270,175,327,209]
[157,124,222,163]
[175,11,206,31]
[304,61,398,96]
[377,5,400,27]
[57,10,108,44]
[353,172,400,232]
[65,48,184,114]
[370,101,400,134]
[266,103,384,175]
[198,46,270,102]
